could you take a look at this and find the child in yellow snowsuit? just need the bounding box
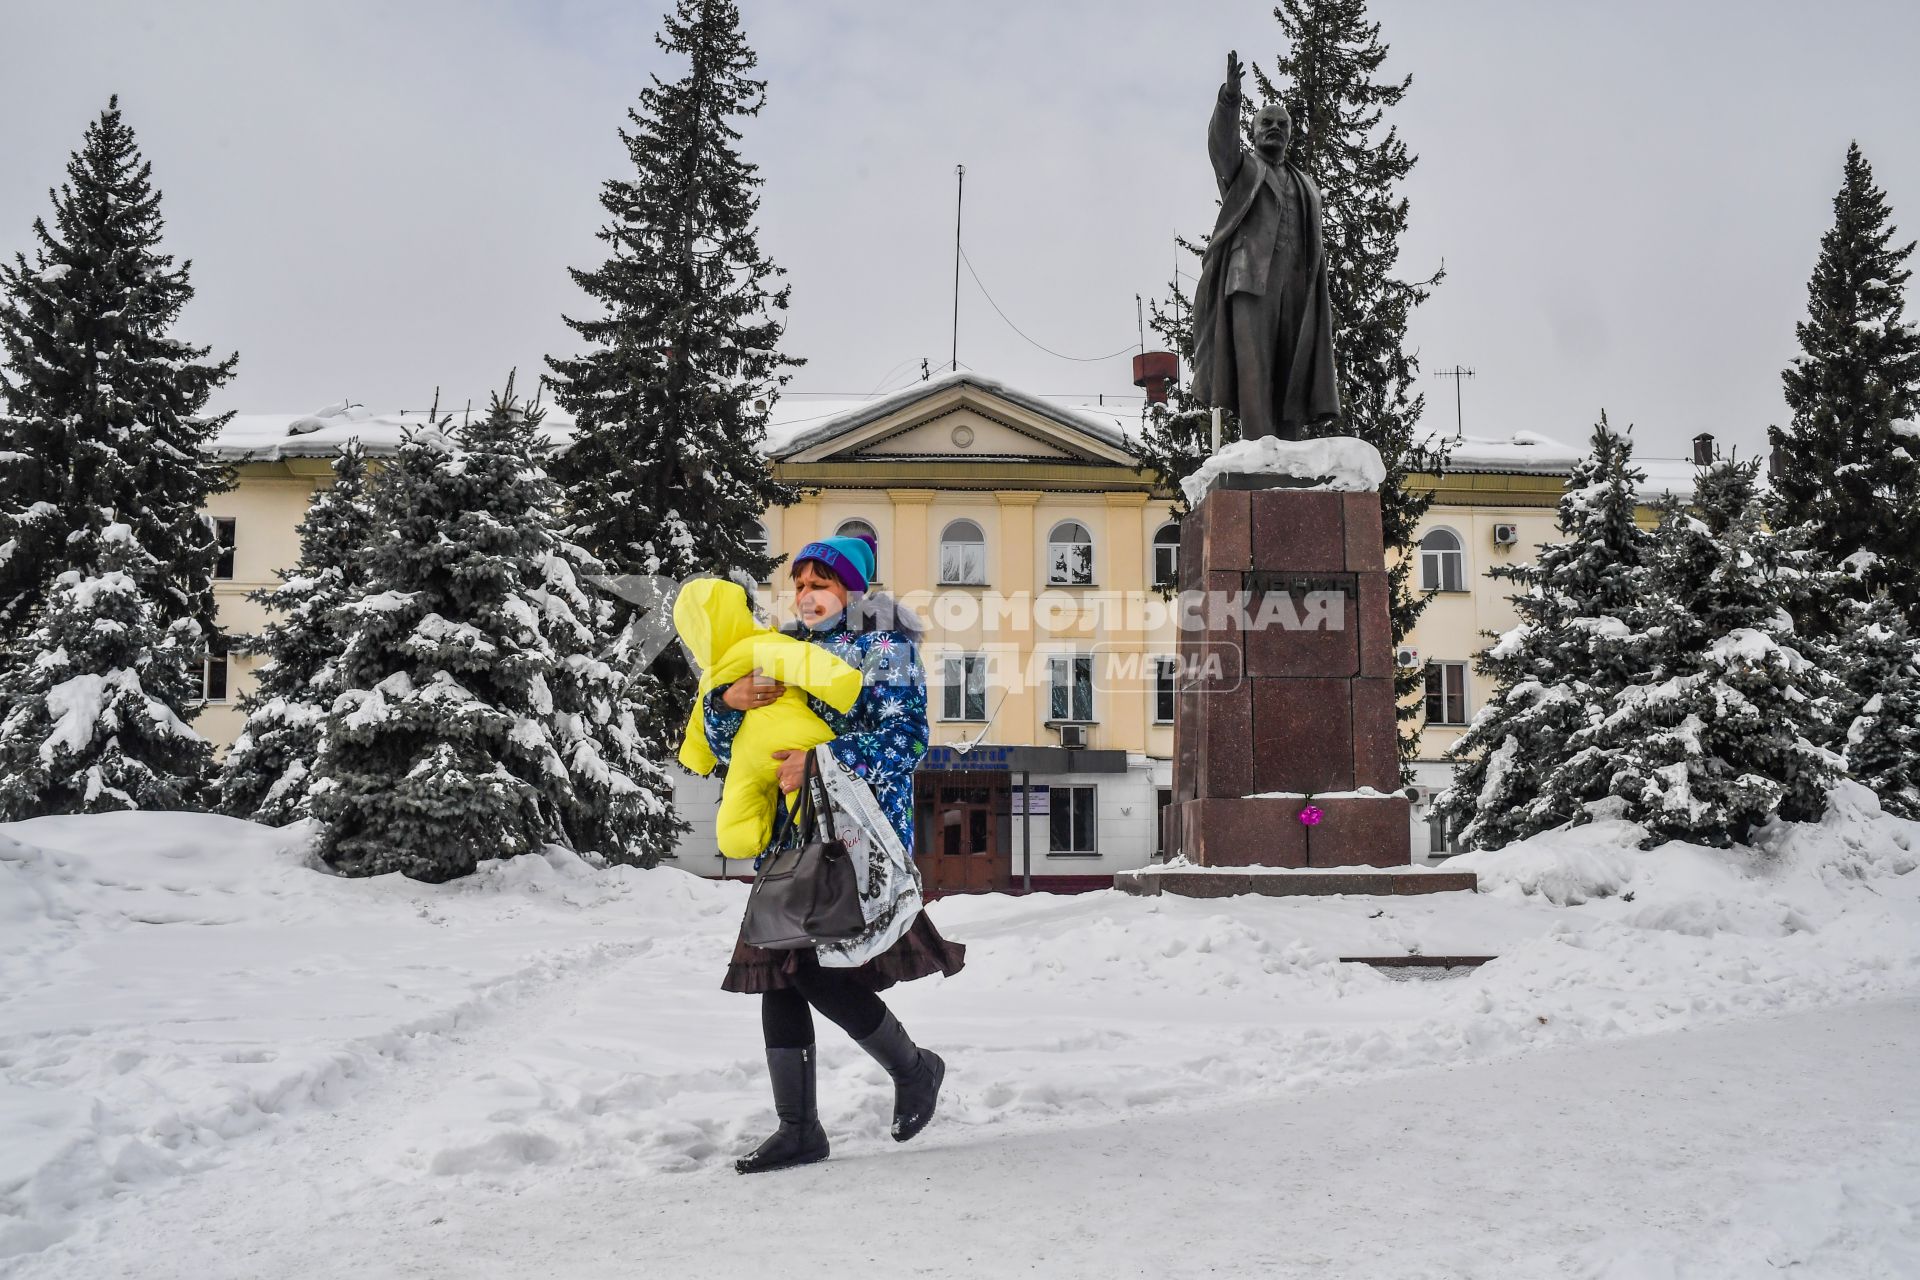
[674,577,865,861]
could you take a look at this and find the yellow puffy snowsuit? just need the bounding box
[673,578,865,860]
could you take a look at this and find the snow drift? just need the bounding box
[2,789,1917,1267]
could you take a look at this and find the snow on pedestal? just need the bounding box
[1180,435,1387,505]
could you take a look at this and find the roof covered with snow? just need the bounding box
[208,375,1712,500]
[214,402,578,462]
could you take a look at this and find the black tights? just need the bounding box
[761,954,889,1049]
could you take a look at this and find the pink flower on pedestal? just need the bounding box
[1298,804,1324,827]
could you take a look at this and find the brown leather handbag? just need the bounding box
[740,749,867,950]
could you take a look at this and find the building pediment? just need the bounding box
[777,374,1139,468]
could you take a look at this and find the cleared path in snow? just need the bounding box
[16,997,1916,1280]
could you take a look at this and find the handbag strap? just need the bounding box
[797,747,838,844]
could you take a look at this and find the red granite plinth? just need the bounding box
[1164,794,1411,868]
[1161,479,1414,871]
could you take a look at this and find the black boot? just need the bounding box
[854,1010,946,1143]
[735,1045,830,1174]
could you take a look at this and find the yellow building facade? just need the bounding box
[204,376,1692,886]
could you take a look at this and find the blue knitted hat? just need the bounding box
[792,534,876,593]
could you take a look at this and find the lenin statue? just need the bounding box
[1190,51,1341,442]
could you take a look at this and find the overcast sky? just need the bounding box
[3,0,1916,463]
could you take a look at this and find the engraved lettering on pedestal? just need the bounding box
[1242,570,1354,632]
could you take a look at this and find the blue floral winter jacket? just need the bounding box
[701,593,929,856]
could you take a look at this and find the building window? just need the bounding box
[1427,810,1457,856]
[1424,661,1468,725]
[1046,521,1093,586]
[939,519,987,585]
[1419,528,1466,592]
[941,653,988,721]
[1152,523,1180,589]
[1153,656,1176,724]
[835,518,879,583]
[206,516,237,581]
[1048,654,1094,722]
[201,640,230,704]
[1156,786,1173,855]
[1049,784,1097,855]
[746,519,771,584]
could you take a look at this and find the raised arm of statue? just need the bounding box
[1209,50,1246,193]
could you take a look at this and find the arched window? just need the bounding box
[834,518,879,583]
[1419,528,1466,592]
[1047,521,1094,586]
[746,519,771,584]
[836,517,877,542]
[1152,523,1180,589]
[939,518,987,585]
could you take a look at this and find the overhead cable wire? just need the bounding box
[958,246,1139,364]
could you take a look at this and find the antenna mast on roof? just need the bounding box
[1433,365,1475,438]
[951,165,965,373]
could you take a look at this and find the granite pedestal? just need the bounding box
[1161,476,1414,871]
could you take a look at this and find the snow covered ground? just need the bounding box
[2,782,1917,1278]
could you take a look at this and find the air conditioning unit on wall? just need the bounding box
[1395,645,1422,668]
[1057,724,1088,750]
[1492,523,1520,546]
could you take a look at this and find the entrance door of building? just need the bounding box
[914,773,1006,895]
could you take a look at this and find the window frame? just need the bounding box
[1047,653,1095,723]
[1153,655,1177,724]
[1423,660,1469,726]
[200,642,231,704]
[1152,523,1180,589]
[937,518,988,586]
[1048,783,1099,856]
[206,515,237,582]
[940,652,989,722]
[1418,527,1468,593]
[1046,520,1094,587]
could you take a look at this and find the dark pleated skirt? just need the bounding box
[721,909,967,995]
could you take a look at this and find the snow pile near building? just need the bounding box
[2,789,1917,1267]
[1180,434,1387,504]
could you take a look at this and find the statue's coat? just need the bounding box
[1190,85,1342,438]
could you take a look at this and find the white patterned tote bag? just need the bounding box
[805,744,924,968]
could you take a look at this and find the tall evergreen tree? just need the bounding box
[0,520,212,818]
[1836,594,1920,819]
[1433,415,1653,849]
[1580,457,1841,848]
[1768,143,1920,629]
[0,96,237,654]
[544,0,799,763]
[1133,0,1445,768]
[215,439,376,825]
[309,381,682,882]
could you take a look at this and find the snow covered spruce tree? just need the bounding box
[544,0,798,757]
[0,521,213,818]
[1834,595,1920,819]
[1767,143,1920,631]
[1131,267,1212,550]
[1432,414,1652,849]
[1588,457,1842,848]
[0,96,237,652]
[214,439,376,826]
[1136,0,1445,766]
[308,382,679,881]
